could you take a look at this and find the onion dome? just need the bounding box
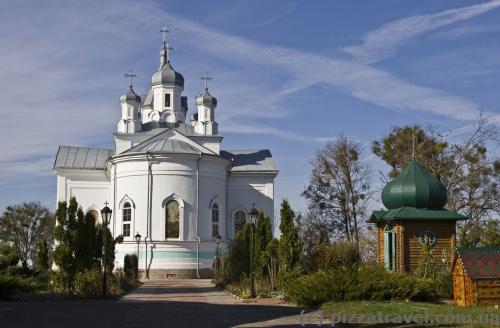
[196,89,217,108]
[120,86,141,103]
[381,160,447,210]
[151,43,184,88]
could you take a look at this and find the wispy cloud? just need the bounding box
[343,0,500,64]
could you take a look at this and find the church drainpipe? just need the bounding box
[195,154,201,279]
[145,151,151,279]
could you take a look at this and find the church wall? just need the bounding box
[197,158,227,241]
[227,174,275,239]
[55,170,111,222]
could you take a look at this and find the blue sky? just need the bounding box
[1,0,500,217]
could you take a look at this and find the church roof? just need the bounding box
[220,149,278,173]
[125,137,200,154]
[54,146,113,170]
[120,86,141,103]
[151,61,184,88]
[381,160,448,210]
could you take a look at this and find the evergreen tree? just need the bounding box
[36,239,49,271]
[53,198,79,283]
[278,200,301,275]
[255,211,273,277]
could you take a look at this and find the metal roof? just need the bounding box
[124,130,201,154]
[54,146,113,170]
[456,247,500,279]
[220,149,278,173]
[382,160,448,210]
[368,207,467,223]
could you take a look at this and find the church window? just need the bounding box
[212,203,219,239]
[166,200,180,239]
[122,202,132,237]
[165,93,171,107]
[234,211,246,236]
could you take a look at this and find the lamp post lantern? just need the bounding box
[100,202,112,299]
[248,204,258,299]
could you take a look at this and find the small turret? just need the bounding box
[194,73,218,135]
[117,80,142,134]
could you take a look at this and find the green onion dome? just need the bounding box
[381,160,448,210]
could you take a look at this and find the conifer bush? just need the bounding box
[284,265,441,308]
[124,254,138,280]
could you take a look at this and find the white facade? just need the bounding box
[53,40,278,278]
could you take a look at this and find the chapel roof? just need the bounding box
[381,159,448,210]
[368,159,466,223]
[455,247,500,279]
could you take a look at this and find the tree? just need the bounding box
[53,198,80,282]
[278,200,301,275]
[0,202,55,267]
[481,220,500,247]
[265,238,279,291]
[54,197,122,290]
[372,125,449,180]
[255,210,273,277]
[302,135,370,245]
[36,240,49,271]
[372,117,500,247]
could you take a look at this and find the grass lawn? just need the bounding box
[320,301,500,327]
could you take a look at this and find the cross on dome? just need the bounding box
[160,26,169,45]
[124,70,137,87]
[201,72,213,90]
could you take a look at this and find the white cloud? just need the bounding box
[343,0,500,64]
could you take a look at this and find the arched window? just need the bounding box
[122,202,132,237]
[234,210,246,236]
[166,200,180,239]
[212,203,219,239]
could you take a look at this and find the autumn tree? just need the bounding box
[302,135,370,245]
[0,202,55,267]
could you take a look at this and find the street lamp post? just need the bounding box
[100,203,112,300]
[248,204,258,299]
[135,233,141,280]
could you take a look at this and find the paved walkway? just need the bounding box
[0,279,321,328]
[120,279,238,304]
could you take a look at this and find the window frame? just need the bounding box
[165,200,180,240]
[234,210,246,237]
[164,93,171,108]
[211,203,220,239]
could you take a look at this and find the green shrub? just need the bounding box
[285,265,442,308]
[124,254,138,280]
[0,244,19,272]
[74,269,102,298]
[307,241,361,272]
[0,274,39,299]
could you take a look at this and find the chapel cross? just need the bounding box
[124,70,137,87]
[201,72,212,90]
[412,127,416,160]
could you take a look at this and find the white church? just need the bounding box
[53,33,278,278]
